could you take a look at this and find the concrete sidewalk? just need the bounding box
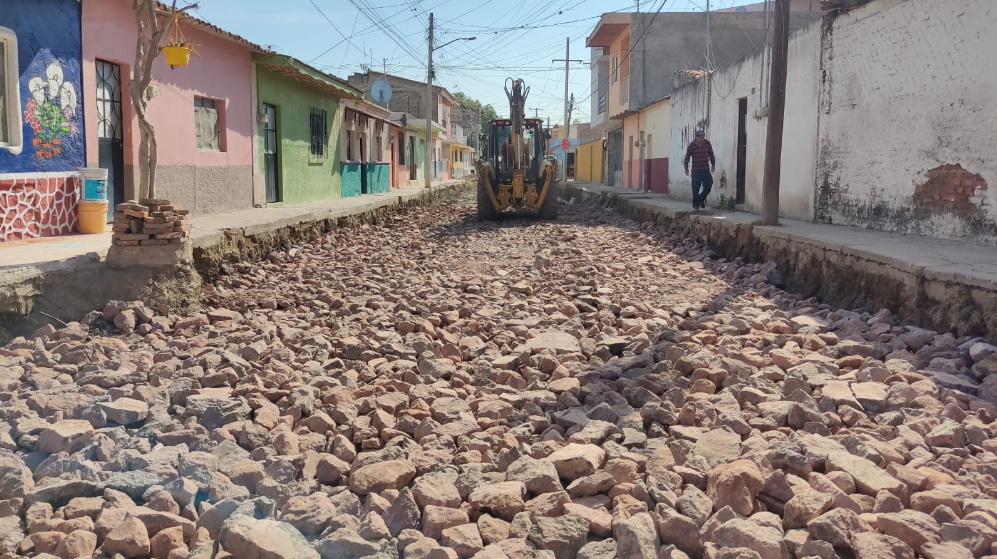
[563,181,997,339]
[0,180,466,319]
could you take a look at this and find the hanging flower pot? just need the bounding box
[160,14,199,69]
[163,44,193,68]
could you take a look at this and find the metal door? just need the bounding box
[95,60,124,222]
[408,137,416,180]
[263,104,279,203]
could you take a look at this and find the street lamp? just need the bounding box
[425,15,476,188]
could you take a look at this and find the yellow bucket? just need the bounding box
[78,200,108,234]
[163,46,191,67]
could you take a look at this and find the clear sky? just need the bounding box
[193,0,763,126]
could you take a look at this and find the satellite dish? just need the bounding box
[371,79,393,106]
[735,6,747,11]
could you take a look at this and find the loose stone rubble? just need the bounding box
[3,195,997,559]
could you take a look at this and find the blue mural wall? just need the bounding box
[0,0,85,174]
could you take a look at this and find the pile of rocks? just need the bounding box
[110,198,190,247]
[3,199,997,559]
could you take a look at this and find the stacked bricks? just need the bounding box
[111,198,191,247]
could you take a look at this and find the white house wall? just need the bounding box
[669,20,821,220]
[815,0,997,243]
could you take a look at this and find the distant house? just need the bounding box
[388,114,419,187]
[0,0,86,241]
[339,97,392,197]
[81,0,273,217]
[346,71,458,183]
[586,10,820,189]
[253,54,361,204]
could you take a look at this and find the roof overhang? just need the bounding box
[445,141,471,150]
[155,2,274,54]
[255,54,362,99]
[586,13,631,48]
[343,97,392,120]
[408,119,447,134]
[439,88,458,105]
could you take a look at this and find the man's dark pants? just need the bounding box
[691,169,713,207]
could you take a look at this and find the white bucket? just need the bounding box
[79,167,109,201]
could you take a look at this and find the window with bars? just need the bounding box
[0,27,21,151]
[309,107,327,160]
[194,96,222,151]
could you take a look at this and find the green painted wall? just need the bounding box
[257,66,342,205]
[341,163,362,197]
[365,163,390,194]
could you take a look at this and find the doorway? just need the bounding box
[608,130,623,186]
[736,98,747,204]
[95,60,124,222]
[408,137,417,181]
[262,104,279,203]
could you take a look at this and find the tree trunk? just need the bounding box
[131,0,182,200]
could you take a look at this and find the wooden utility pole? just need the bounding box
[760,0,789,225]
[552,38,583,180]
[424,13,434,188]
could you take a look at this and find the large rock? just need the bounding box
[615,512,660,559]
[655,504,702,557]
[825,452,905,497]
[99,398,150,425]
[348,459,417,495]
[103,514,151,558]
[851,533,914,559]
[876,511,941,552]
[706,460,765,516]
[695,429,742,467]
[36,421,95,454]
[280,493,335,536]
[714,519,790,559]
[468,482,527,521]
[528,514,590,559]
[525,331,581,354]
[783,490,834,529]
[0,451,33,500]
[507,456,564,494]
[545,444,606,481]
[218,515,320,559]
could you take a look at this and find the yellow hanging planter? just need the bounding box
[161,13,200,69]
[163,45,192,68]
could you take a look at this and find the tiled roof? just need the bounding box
[154,1,274,54]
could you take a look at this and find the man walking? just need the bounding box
[684,130,715,210]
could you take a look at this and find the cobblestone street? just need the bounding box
[3,191,997,559]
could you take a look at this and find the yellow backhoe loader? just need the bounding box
[474,78,558,220]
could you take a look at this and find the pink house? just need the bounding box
[81,0,271,218]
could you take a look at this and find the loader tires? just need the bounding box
[539,183,558,220]
[477,180,498,221]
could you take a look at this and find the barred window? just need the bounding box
[310,107,327,159]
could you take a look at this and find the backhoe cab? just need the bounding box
[474,78,558,220]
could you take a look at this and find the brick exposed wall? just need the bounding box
[815,0,997,242]
[914,164,988,219]
[0,176,80,242]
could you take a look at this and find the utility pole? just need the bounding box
[552,38,583,180]
[705,0,712,124]
[546,117,550,155]
[761,0,789,225]
[529,108,542,118]
[424,13,434,188]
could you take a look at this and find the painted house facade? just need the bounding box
[389,113,419,187]
[254,54,360,205]
[586,10,820,188]
[340,97,392,197]
[0,0,86,241]
[81,0,270,217]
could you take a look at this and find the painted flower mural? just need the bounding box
[23,60,79,159]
